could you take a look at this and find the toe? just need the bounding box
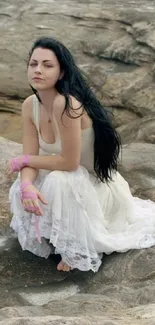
[63,264,71,272]
[57,260,64,271]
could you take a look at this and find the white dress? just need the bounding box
[9,95,155,272]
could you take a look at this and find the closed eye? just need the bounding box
[44,64,53,67]
[29,62,37,66]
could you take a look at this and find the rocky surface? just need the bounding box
[1,0,155,324]
[1,233,155,325]
[0,138,21,233]
[1,0,155,142]
[1,136,155,325]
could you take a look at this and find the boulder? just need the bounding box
[117,115,155,144]
[0,0,155,129]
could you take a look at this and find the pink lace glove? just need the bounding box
[5,155,30,175]
[20,181,38,203]
[20,181,41,243]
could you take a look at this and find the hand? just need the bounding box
[5,155,30,176]
[21,182,48,216]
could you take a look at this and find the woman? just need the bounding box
[6,37,155,273]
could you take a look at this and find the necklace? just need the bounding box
[47,112,52,123]
[40,102,52,123]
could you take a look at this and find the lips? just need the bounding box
[32,77,43,80]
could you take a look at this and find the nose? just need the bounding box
[35,64,42,74]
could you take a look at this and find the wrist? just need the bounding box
[11,155,31,172]
[21,155,31,168]
[20,180,32,191]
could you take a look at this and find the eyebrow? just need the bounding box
[31,59,53,63]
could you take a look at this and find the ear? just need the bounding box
[59,70,64,80]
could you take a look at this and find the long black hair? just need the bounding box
[28,37,121,183]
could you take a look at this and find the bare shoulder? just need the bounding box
[54,94,83,120]
[69,95,83,110]
[22,95,34,119]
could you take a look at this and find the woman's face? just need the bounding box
[28,47,61,91]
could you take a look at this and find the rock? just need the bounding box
[0,315,113,325]
[1,0,155,324]
[144,189,155,202]
[132,22,155,51]
[111,107,140,128]
[122,80,155,117]
[84,34,155,66]
[117,115,155,144]
[0,0,155,128]
[0,98,22,114]
[119,142,155,199]
[102,68,155,116]
[1,137,155,323]
[1,235,155,324]
[0,137,21,233]
[0,113,22,143]
[16,283,80,306]
[0,311,155,325]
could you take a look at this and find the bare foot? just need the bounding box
[57,260,72,272]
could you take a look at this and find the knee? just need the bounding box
[44,170,67,185]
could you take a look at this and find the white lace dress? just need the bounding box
[9,96,155,272]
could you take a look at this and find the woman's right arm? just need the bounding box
[20,96,39,183]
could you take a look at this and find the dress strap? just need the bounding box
[53,113,61,139]
[32,95,40,132]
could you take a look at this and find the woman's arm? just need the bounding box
[26,97,82,172]
[6,97,83,175]
[20,96,39,182]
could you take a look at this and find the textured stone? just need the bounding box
[1,1,155,324]
[0,138,21,233]
[1,137,155,324]
[119,142,155,198]
[0,113,22,143]
[117,115,155,144]
[0,0,155,124]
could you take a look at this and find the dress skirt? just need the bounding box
[9,166,155,272]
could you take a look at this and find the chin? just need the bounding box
[30,83,48,91]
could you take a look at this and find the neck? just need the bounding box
[38,88,58,113]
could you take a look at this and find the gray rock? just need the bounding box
[119,142,155,198]
[1,137,155,324]
[0,137,21,233]
[117,115,155,144]
[1,1,155,324]
[0,0,155,130]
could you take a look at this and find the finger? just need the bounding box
[37,192,48,205]
[22,197,42,216]
[6,173,12,180]
[34,204,43,216]
[23,199,30,208]
[23,200,32,212]
[7,168,13,175]
[35,207,42,216]
[27,201,42,216]
[33,198,43,215]
[6,162,12,172]
[23,204,40,215]
[5,167,9,174]
[27,199,35,208]
[5,169,10,176]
